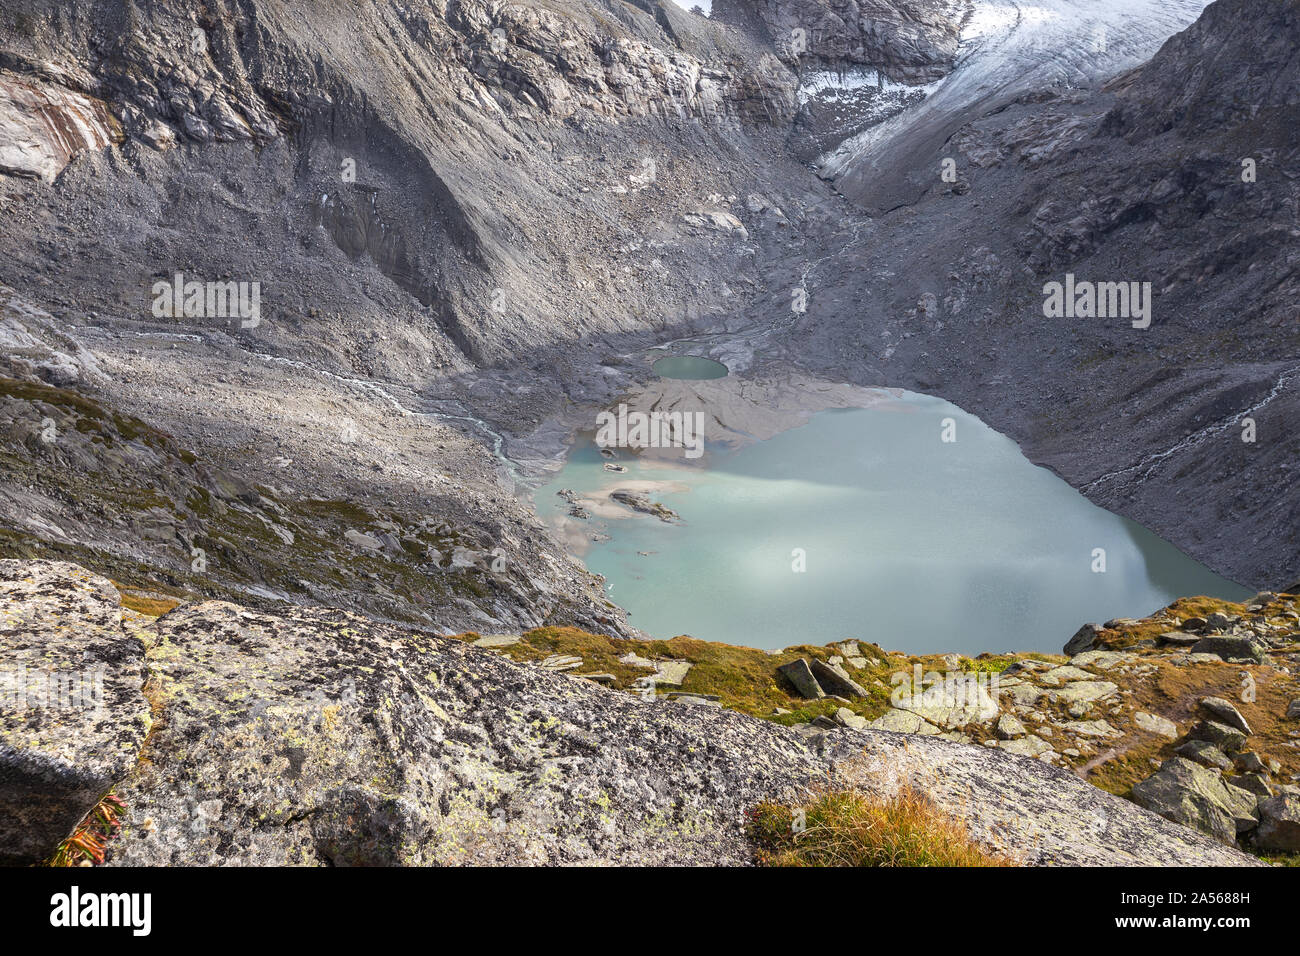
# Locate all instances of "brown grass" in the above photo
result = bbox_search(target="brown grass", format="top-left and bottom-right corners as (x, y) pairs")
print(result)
(111, 578), (184, 617)
(47, 793), (125, 866)
(450, 626), (899, 725)
(748, 787), (1016, 867)
(119, 593), (182, 617)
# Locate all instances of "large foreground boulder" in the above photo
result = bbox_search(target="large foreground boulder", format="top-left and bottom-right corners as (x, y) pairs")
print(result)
(0, 560), (151, 864)
(0, 561), (1262, 866)
(1131, 757), (1259, 845)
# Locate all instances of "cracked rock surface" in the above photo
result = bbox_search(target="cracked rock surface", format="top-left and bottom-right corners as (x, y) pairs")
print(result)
(0, 560), (1262, 866)
(0, 559), (151, 864)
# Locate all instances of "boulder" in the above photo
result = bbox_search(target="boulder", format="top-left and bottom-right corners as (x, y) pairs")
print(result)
(0, 561), (152, 865)
(1234, 774), (1274, 800)
(834, 707), (868, 731)
(1134, 711), (1179, 738)
(1199, 697), (1253, 734)
(777, 659), (824, 699)
(1131, 757), (1259, 845)
(1189, 635), (1267, 663)
(995, 714), (1026, 739)
(472, 634), (521, 649)
(1070, 650), (1135, 669)
(1004, 683), (1044, 707)
(682, 210), (749, 239)
(1255, 794), (1300, 852)
(343, 528), (383, 552)
(651, 660), (692, 686)
(1190, 720), (1248, 754)
(1038, 665), (1095, 686)
(1287, 699), (1300, 720)
(996, 735), (1054, 759)
(1232, 751), (1266, 774)
(619, 652), (658, 670)
(1060, 719), (1121, 739)
(1174, 740), (1232, 771)
(866, 709), (941, 735)
(666, 694), (720, 708)
(1064, 623), (1102, 655)
(808, 658), (867, 698)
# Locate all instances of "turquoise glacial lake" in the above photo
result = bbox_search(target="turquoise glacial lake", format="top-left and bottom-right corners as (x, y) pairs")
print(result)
(535, 392), (1248, 654)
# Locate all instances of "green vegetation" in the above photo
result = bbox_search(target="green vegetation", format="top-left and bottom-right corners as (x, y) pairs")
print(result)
(0, 374), (519, 625)
(453, 626), (900, 725)
(748, 787), (1015, 867)
(1259, 852), (1300, 867)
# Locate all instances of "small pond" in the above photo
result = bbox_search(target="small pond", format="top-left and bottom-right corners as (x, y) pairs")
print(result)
(651, 355), (729, 380)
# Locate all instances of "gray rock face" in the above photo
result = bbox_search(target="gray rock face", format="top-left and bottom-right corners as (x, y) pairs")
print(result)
(0, 0), (800, 638)
(777, 658), (825, 699)
(0, 0), (1295, 656)
(0, 74), (122, 181)
(108, 603), (827, 866)
(833, 706), (867, 731)
(1064, 624), (1102, 656)
(1190, 720), (1249, 755)
(1255, 794), (1300, 852)
(1174, 739), (1232, 771)
(808, 657), (866, 698)
(0, 560), (151, 864)
(1134, 711), (1179, 739)
(995, 713), (1026, 740)
(761, 0), (1300, 594)
(740, 0), (964, 82)
(1235, 773), (1274, 800)
(1189, 636), (1268, 664)
(1200, 697), (1253, 734)
(0, 560), (1260, 867)
(1131, 757), (1259, 846)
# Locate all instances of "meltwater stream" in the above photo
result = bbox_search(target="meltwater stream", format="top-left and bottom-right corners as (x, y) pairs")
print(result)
(535, 391), (1247, 654)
